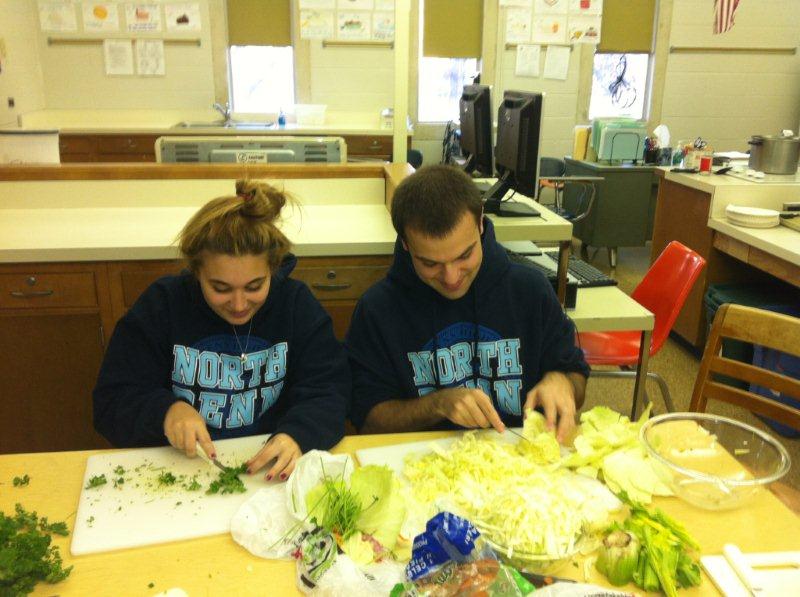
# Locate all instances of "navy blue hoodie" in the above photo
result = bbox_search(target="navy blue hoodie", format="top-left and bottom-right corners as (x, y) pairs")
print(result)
(345, 218), (589, 430)
(93, 254), (348, 452)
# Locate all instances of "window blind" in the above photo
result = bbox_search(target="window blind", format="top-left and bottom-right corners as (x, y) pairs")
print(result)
(423, 0), (482, 58)
(598, 0), (656, 53)
(227, 0), (291, 47)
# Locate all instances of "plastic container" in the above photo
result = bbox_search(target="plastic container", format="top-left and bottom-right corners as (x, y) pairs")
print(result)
(294, 104), (326, 126)
(640, 412), (790, 511)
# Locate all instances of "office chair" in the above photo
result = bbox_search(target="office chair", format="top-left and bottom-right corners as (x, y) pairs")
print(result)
(537, 157), (566, 204)
(537, 157), (601, 225)
(578, 241), (706, 417)
(689, 303), (800, 512)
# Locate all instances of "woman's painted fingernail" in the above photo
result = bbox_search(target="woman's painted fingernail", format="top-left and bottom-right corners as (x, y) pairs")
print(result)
(266, 474), (272, 481)
(279, 473), (286, 480)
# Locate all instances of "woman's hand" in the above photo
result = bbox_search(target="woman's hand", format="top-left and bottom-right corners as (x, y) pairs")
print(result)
(246, 433), (301, 482)
(163, 400), (216, 459)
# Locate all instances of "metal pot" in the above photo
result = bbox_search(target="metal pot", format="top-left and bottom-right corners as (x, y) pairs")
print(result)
(748, 134), (800, 174)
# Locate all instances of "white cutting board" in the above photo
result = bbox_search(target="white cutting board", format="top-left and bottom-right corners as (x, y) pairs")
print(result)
(701, 551), (800, 597)
(71, 434), (272, 556)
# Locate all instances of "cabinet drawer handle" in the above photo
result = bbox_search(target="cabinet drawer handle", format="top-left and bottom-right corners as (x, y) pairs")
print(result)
(10, 290), (54, 298)
(311, 283), (351, 291)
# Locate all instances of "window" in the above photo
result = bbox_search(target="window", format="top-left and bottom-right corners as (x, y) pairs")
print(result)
(229, 46), (295, 113)
(418, 57), (479, 123)
(589, 53), (650, 120)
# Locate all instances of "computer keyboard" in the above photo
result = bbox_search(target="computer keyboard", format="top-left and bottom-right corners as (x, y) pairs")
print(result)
(545, 252), (618, 288)
(507, 251), (557, 279)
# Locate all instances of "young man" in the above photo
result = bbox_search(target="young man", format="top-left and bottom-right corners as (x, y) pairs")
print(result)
(345, 165), (589, 442)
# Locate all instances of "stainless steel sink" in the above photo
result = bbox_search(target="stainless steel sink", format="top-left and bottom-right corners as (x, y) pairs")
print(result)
(172, 121), (275, 130)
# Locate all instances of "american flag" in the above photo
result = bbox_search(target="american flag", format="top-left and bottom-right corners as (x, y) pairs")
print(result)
(714, 0), (741, 35)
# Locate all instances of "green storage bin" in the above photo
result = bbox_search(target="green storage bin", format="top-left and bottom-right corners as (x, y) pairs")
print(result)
(704, 282), (799, 389)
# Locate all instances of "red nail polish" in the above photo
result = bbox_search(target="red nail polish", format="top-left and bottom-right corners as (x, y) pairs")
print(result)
(279, 473), (286, 480)
(266, 474), (272, 481)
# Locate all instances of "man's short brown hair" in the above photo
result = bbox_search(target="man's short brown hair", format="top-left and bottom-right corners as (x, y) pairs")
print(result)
(390, 164), (482, 239)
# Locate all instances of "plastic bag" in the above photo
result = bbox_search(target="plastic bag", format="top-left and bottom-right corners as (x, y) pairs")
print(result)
(295, 525), (405, 596)
(391, 512), (534, 597)
(231, 485), (299, 559)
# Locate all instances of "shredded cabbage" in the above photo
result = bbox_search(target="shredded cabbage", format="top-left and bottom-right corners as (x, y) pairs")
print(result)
(403, 432), (619, 558)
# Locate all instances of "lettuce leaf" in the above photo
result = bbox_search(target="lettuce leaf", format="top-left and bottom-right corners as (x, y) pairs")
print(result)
(350, 465), (406, 552)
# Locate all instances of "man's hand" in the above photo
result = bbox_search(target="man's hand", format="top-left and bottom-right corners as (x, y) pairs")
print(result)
(433, 387), (506, 433)
(246, 433), (302, 482)
(164, 400), (216, 459)
(523, 372), (577, 443)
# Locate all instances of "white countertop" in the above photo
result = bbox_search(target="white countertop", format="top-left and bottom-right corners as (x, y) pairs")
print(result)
(14, 109), (410, 136)
(0, 179), (571, 263)
(708, 217), (800, 266)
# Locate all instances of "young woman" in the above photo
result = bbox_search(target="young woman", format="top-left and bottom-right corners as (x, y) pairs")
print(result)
(93, 180), (349, 481)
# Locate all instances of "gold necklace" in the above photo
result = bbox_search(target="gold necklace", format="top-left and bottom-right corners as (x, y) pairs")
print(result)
(231, 317), (254, 364)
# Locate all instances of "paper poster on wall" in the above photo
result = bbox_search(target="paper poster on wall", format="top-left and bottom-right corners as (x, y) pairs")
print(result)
(568, 15), (601, 44)
(165, 3), (201, 31)
(569, 0), (602, 15)
(337, 11), (371, 40)
(337, 0), (373, 10)
(534, 0), (568, 15)
(299, 0), (335, 8)
(125, 4), (161, 32)
(505, 8), (532, 44)
(103, 39), (134, 75)
(300, 10), (335, 39)
(38, 2), (78, 32)
(83, 3), (119, 31)
(136, 39), (165, 75)
(372, 12), (394, 40)
(543, 44), (570, 80)
(515, 44), (540, 77)
(531, 16), (566, 44)
(374, 0), (394, 10)
(500, 0), (532, 6)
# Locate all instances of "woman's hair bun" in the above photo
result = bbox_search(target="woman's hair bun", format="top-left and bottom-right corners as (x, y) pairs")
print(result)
(235, 179), (286, 222)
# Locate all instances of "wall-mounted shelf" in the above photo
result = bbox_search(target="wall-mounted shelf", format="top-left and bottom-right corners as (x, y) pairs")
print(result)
(321, 40), (393, 49)
(669, 46), (796, 55)
(504, 42), (573, 51)
(47, 36), (202, 47)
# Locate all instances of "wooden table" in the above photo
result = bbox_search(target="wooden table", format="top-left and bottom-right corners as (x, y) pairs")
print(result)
(2, 431), (798, 596)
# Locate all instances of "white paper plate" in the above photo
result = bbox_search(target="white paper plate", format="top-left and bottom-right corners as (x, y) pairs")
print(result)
(725, 204), (780, 228)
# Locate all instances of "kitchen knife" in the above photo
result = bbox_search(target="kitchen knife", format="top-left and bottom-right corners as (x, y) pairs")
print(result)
(196, 442), (227, 472)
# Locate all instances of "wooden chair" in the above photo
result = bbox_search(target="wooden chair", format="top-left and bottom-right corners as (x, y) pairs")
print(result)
(689, 303), (800, 512)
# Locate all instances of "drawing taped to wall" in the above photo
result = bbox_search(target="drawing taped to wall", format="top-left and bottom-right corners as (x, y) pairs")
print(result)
(38, 1), (78, 32)
(337, 11), (371, 40)
(300, 10), (335, 39)
(125, 3), (162, 32)
(165, 3), (201, 31)
(82, 3), (120, 31)
(372, 11), (395, 41)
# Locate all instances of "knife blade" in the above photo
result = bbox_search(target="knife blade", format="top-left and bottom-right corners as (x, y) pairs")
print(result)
(196, 442), (227, 472)
(505, 428), (532, 444)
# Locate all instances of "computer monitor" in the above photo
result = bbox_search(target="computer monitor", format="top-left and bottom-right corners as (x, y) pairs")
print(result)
(483, 90), (544, 218)
(458, 84), (493, 177)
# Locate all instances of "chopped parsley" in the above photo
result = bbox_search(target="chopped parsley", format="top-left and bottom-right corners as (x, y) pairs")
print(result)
(183, 477), (201, 492)
(157, 471), (177, 486)
(85, 474), (107, 489)
(148, 581), (155, 588)
(113, 465), (126, 476)
(86, 516), (95, 527)
(113, 477), (125, 489)
(206, 463), (248, 495)
(0, 504), (73, 594)
(13, 474), (30, 487)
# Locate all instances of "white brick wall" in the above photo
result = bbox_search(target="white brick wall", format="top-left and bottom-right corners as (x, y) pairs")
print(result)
(661, 0), (800, 152)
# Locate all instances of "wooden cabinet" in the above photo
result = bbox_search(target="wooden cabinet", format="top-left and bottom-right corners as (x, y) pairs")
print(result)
(650, 179), (776, 350)
(106, 255), (391, 340)
(60, 134), (160, 163)
(60, 133), (411, 163)
(0, 263), (112, 454)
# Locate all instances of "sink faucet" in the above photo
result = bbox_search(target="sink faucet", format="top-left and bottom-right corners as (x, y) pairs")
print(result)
(212, 102), (232, 126)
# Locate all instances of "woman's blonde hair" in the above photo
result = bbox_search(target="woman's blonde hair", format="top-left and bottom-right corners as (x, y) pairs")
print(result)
(177, 179), (292, 273)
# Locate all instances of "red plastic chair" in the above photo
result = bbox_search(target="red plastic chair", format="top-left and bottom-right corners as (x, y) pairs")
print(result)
(578, 241), (706, 416)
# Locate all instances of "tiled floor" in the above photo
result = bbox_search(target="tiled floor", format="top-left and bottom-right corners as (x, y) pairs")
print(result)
(576, 242), (800, 492)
